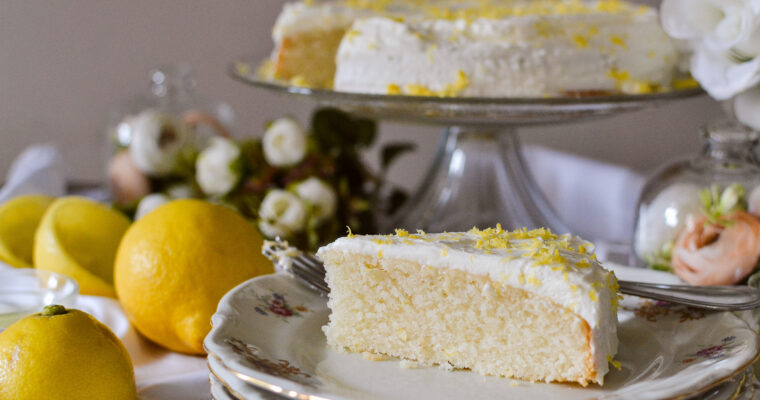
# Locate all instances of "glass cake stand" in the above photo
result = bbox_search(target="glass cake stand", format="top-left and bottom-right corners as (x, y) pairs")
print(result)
(231, 59), (703, 237)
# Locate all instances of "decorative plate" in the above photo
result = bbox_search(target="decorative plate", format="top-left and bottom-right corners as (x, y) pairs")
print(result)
(204, 265), (760, 400)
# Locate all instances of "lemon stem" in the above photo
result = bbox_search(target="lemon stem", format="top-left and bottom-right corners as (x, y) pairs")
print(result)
(40, 305), (68, 316)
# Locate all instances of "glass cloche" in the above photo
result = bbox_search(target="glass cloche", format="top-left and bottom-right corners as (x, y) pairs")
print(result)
(633, 121), (760, 286)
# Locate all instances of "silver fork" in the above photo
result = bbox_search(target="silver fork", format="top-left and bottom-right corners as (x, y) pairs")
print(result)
(263, 239), (760, 311)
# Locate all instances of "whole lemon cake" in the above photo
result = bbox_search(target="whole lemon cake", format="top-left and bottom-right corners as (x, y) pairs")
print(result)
(269, 0), (679, 97)
(316, 226), (620, 386)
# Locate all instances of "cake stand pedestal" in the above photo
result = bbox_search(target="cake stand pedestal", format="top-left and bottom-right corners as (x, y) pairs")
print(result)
(232, 60), (702, 237)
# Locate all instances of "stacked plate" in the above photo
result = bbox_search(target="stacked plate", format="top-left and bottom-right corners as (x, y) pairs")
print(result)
(205, 266), (760, 400)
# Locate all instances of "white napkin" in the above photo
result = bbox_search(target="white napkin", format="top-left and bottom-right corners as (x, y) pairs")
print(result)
(0, 145), (68, 204)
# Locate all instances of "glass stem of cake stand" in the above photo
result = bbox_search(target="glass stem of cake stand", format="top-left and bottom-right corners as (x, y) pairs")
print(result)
(387, 126), (572, 234)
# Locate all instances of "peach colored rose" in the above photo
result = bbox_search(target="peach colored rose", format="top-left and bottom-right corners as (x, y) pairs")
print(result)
(108, 150), (150, 206)
(673, 211), (760, 285)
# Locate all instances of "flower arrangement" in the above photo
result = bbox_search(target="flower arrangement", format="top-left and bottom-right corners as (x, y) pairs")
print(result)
(108, 107), (414, 251)
(660, 0), (760, 130)
(637, 183), (760, 285)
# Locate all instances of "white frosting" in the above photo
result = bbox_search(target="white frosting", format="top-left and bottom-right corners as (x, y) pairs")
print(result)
(317, 229), (619, 383)
(334, 9), (678, 97)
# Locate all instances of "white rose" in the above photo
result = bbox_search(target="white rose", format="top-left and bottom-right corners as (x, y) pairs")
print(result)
(294, 178), (337, 224)
(691, 46), (760, 99)
(661, 0), (760, 53)
(129, 110), (189, 176)
(196, 137), (242, 196)
(661, 0), (760, 99)
(134, 193), (169, 220)
(263, 118), (307, 167)
(733, 85), (760, 130)
(258, 190), (307, 238)
(166, 183), (195, 199)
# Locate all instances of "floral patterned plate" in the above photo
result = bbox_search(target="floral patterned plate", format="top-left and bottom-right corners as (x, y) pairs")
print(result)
(204, 266), (760, 400)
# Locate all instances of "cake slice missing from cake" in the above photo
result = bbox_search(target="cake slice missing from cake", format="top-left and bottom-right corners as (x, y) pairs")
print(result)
(316, 226), (620, 386)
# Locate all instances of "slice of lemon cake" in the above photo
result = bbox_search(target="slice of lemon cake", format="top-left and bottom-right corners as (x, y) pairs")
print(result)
(316, 226), (620, 386)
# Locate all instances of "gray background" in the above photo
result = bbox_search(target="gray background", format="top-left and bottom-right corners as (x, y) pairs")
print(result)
(0, 1), (724, 191)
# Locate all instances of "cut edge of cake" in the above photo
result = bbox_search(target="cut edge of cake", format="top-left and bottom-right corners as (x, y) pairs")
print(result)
(316, 227), (620, 386)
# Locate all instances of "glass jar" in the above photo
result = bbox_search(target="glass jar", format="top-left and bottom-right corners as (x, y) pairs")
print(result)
(106, 65), (235, 207)
(633, 121), (760, 285)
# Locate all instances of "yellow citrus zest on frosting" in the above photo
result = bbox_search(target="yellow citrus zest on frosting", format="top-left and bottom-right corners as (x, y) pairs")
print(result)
(387, 84), (402, 95)
(527, 275), (542, 287)
(377, 249), (384, 258)
(345, 29), (361, 43)
(346, 226), (355, 238)
(395, 228), (409, 237)
(572, 35), (589, 48)
(610, 34), (627, 48)
(589, 289), (598, 302)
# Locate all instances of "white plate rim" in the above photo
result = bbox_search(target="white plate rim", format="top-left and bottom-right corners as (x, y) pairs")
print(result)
(204, 267), (760, 400)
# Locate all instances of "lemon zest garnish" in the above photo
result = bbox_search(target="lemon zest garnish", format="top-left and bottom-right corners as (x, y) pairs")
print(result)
(387, 84), (402, 95)
(573, 35), (589, 48)
(610, 34), (627, 48)
(346, 226), (355, 238)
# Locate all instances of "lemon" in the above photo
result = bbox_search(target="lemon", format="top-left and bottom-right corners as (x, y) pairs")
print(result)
(114, 199), (273, 355)
(0, 195), (55, 268)
(34, 197), (131, 297)
(0, 305), (137, 400)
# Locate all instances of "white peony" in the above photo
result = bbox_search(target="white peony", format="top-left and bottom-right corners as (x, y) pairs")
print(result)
(661, 0), (760, 52)
(661, 0), (760, 99)
(128, 110), (189, 176)
(691, 47), (760, 99)
(262, 118), (307, 167)
(258, 190), (307, 238)
(294, 178), (338, 224)
(733, 85), (760, 130)
(134, 193), (169, 220)
(196, 137), (242, 196)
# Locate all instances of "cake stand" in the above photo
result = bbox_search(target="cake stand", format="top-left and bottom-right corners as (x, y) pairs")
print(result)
(231, 59), (703, 237)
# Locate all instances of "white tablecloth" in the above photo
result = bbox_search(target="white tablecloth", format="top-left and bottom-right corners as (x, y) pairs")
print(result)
(0, 144), (648, 399)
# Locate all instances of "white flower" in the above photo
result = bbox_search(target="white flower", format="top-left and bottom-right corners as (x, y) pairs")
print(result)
(258, 190), (307, 238)
(263, 118), (307, 167)
(661, 0), (760, 99)
(166, 183), (195, 199)
(692, 46), (760, 99)
(294, 178), (337, 224)
(196, 137), (242, 196)
(661, 0), (760, 52)
(129, 110), (189, 176)
(135, 193), (169, 220)
(733, 85), (760, 130)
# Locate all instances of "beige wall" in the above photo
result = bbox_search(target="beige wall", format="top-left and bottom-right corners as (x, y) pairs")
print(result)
(0, 1), (724, 191)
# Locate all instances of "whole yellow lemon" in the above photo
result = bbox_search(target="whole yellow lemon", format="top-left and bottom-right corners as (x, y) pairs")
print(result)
(0, 305), (137, 400)
(114, 199), (273, 355)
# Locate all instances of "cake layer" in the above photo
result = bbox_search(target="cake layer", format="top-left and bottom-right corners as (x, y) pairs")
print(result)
(317, 227), (620, 385)
(270, 0), (679, 97)
(335, 11), (678, 97)
(320, 252), (597, 385)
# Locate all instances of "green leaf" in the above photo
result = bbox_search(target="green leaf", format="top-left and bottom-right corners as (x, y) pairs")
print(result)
(311, 108), (377, 151)
(381, 142), (416, 172)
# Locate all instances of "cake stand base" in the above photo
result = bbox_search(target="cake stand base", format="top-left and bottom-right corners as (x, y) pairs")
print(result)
(387, 127), (572, 234)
